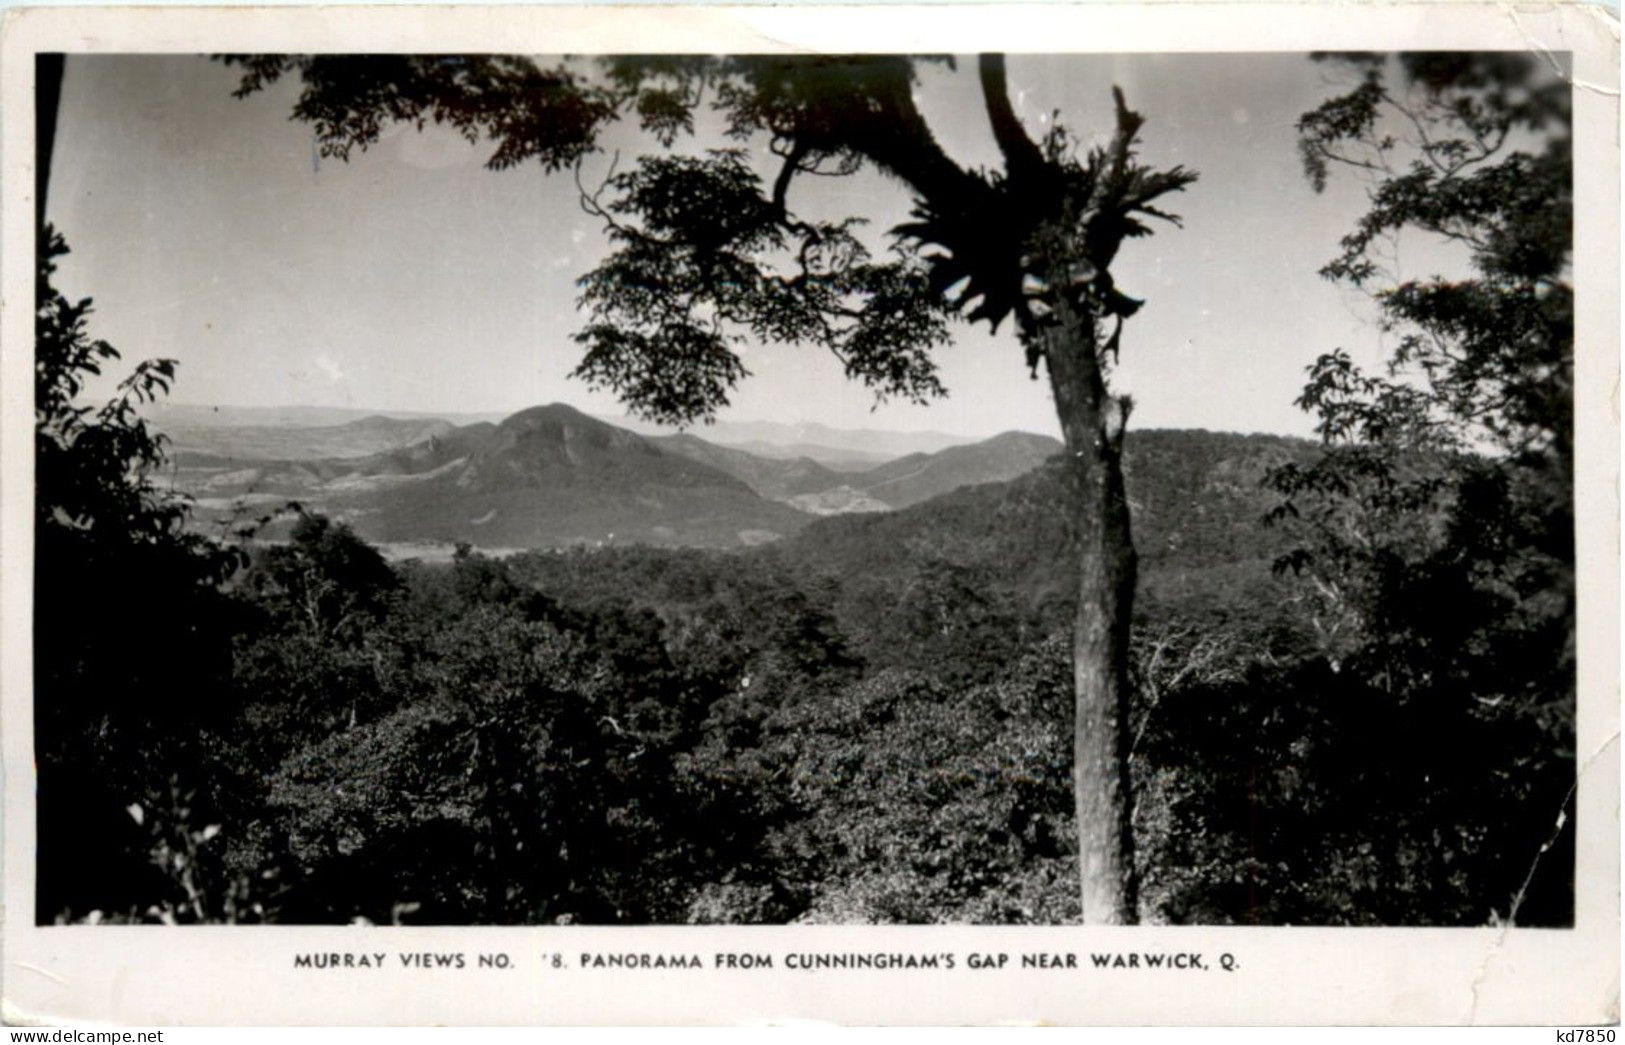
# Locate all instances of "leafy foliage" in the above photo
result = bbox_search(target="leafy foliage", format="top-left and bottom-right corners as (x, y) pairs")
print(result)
(1264, 53), (1574, 924)
(224, 54), (1192, 427)
(572, 149), (951, 423)
(241, 512), (400, 641)
(1294, 52), (1571, 460)
(34, 228), (247, 920)
(44, 437), (1572, 926)
(221, 54), (619, 171)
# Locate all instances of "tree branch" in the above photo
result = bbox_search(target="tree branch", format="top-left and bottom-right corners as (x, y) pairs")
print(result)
(1103, 87), (1147, 192)
(978, 54), (1046, 181)
(816, 58), (990, 217)
(770, 138), (810, 213)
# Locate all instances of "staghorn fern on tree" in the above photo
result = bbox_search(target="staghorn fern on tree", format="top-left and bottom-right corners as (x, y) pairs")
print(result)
(224, 52), (1195, 922)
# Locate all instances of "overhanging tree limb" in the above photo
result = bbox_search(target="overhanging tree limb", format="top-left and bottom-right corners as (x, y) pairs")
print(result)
(225, 52), (1197, 924)
(978, 53), (1047, 181)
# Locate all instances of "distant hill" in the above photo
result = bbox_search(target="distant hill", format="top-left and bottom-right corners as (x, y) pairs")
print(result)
(654, 429), (1066, 510)
(150, 403), (506, 429)
(172, 404), (813, 550)
(164, 406), (1316, 571)
(501, 427), (1324, 679)
(157, 403), (1010, 472)
(772, 429), (1319, 623)
(712, 439), (896, 471)
(593, 413), (984, 464)
(159, 414), (459, 462)
(650, 434), (843, 501)
(837, 430), (1064, 509)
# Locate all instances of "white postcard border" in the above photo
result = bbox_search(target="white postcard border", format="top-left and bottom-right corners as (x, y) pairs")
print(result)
(0, 3), (1617, 1026)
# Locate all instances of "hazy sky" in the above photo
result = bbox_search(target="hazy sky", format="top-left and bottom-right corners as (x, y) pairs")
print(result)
(51, 53), (1418, 439)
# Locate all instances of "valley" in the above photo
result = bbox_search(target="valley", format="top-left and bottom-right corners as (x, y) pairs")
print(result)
(154, 400), (1319, 632)
(156, 403), (1073, 553)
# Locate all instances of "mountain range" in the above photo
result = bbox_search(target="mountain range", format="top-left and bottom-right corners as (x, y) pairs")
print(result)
(150, 402), (1010, 472)
(160, 413), (458, 462)
(163, 404), (1064, 552)
(777, 428), (1317, 624)
(161, 403), (1314, 570)
(593, 414), (981, 464)
(780, 431), (1062, 513)
(149, 402), (504, 432)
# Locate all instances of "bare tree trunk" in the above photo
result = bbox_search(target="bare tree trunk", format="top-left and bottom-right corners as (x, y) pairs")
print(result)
(969, 57), (1178, 925)
(1039, 295), (1139, 925)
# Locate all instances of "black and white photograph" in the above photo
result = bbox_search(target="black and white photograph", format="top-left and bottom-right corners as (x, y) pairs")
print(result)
(4, 1), (1618, 1026)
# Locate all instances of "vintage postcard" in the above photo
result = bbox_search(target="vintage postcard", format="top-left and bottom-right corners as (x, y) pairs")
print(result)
(0, 1), (1617, 1027)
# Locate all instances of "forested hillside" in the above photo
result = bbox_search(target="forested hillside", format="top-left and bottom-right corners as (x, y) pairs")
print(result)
(161, 406), (1067, 545)
(38, 419), (1572, 926)
(167, 404), (815, 550)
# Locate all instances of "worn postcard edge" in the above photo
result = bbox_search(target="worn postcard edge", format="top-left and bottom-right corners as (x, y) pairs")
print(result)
(0, 2), (1617, 1027)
